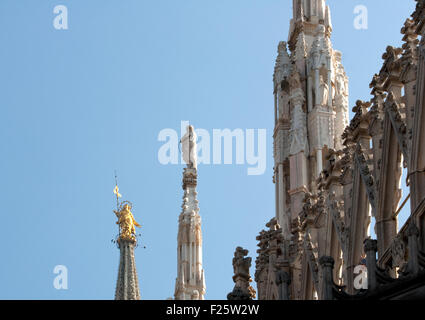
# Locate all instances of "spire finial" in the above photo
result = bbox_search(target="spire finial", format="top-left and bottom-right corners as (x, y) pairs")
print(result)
(113, 173), (142, 300)
(180, 125), (198, 169)
(113, 174), (141, 242)
(113, 170), (122, 210)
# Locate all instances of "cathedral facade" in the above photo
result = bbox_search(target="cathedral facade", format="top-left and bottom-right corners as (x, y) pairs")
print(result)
(230, 0), (425, 300)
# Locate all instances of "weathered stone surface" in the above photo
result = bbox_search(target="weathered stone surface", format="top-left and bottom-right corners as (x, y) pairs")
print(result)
(228, 247), (256, 300)
(115, 239), (141, 300)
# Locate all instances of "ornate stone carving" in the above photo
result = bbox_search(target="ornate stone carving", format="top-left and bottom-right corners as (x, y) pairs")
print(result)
(390, 236), (407, 270)
(274, 42), (292, 87)
(407, 221), (420, 237)
(354, 144), (377, 215)
(304, 232), (320, 289)
(379, 46), (403, 86)
(181, 125), (198, 169)
(310, 25), (332, 69)
(327, 192), (348, 251)
(319, 75), (329, 106)
(228, 247), (256, 300)
(295, 31), (307, 61)
(401, 19), (419, 80)
(289, 71), (309, 156)
(348, 100), (371, 135)
(182, 168), (198, 189)
(259, 0), (425, 301)
(175, 146), (205, 300)
(289, 68), (302, 93)
(384, 93), (409, 162)
(364, 239), (378, 253)
(335, 70), (349, 103)
(334, 51), (350, 150)
(412, 0), (425, 34)
(254, 218), (289, 300)
(227, 286), (252, 301)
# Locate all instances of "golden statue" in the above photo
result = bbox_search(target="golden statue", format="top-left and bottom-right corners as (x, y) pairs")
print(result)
(114, 203), (141, 241)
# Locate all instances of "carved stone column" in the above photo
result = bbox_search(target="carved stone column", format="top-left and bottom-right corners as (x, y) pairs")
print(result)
(175, 138), (206, 300)
(276, 270), (291, 300)
(319, 256), (335, 300)
(288, 71), (309, 222)
(411, 4), (425, 245)
(406, 222), (420, 276)
(400, 19), (418, 156)
(364, 239), (378, 291)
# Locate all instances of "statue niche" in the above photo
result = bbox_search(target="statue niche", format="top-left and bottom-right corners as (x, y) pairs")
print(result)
(318, 75), (329, 106)
(289, 71), (309, 156)
(278, 80), (291, 122)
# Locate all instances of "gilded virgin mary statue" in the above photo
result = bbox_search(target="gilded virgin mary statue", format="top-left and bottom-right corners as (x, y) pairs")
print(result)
(114, 203), (141, 241)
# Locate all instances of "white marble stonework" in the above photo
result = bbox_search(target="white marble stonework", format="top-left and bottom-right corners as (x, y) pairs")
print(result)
(271, 0), (349, 280)
(174, 126), (206, 300)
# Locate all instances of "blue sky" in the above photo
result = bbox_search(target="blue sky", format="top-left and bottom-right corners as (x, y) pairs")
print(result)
(0, 0), (416, 299)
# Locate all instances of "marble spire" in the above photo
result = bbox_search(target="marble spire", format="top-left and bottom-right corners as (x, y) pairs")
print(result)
(292, 0), (331, 25)
(113, 199), (142, 300)
(174, 125), (206, 300)
(288, 0), (333, 52)
(115, 239), (141, 300)
(267, 0), (350, 299)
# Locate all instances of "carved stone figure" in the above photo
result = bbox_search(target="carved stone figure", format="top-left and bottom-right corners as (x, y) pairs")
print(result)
(181, 125), (197, 169)
(289, 70), (302, 92)
(274, 42), (291, 85)
(289, 104), (308, 155)
(335, 72), (348, 100)
(289, 72), (308, 155)
(228, 247), (256, 300)
(233, 247), (251, 278)
(318, 75), (329, 106)
(334, 70), (349, 139)
(278, 85), (290, 121)
(391, 237), (407, 271)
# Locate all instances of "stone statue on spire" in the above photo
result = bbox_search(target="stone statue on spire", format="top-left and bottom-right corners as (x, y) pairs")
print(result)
(181, 125), (198, 169)
(175, 123), (206, 300)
